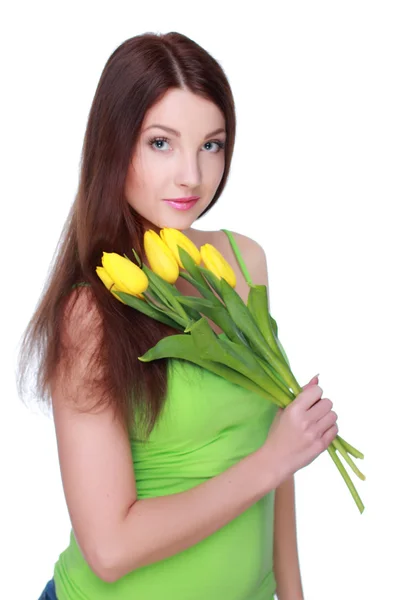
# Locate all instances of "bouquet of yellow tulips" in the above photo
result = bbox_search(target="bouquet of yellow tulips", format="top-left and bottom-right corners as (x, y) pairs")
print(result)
(96, 228), (365, 513)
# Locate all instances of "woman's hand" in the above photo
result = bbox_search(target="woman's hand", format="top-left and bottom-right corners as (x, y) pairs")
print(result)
(261, 374), (338, 484)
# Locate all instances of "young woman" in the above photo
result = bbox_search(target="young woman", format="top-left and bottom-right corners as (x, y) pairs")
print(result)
(18, 31), (338, 600)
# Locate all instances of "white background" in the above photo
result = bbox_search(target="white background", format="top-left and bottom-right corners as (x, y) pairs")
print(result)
(1, 1), (399, 599)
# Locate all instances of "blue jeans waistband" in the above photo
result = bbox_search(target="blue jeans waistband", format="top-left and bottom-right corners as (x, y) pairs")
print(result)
(38, 578), (57, 600)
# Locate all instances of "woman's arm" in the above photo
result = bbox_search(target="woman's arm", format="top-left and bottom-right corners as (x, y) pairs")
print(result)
(52, 288), (283, 583)
(273, 475), (304, 600)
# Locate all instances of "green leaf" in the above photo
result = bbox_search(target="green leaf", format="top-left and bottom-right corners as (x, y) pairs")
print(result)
(149, 303), (189, 329)
(216, 278), (298, 393)
(247, 285), (280, 355)
(247, 284), (291, 370)
(143, 272), (176, 312)
(114, 291), (184, 330)
(188, 318), (291, 406)
(164, 293), (202, 323)
(177, 248), (222, 305)
(177, 296), (215, 310)
(178, 247), (206, 288)
(138, 333), (282, 406)
(140, 264), (188, 321)
(140, 271), (201, 323)
(275, 336), (291, 368)
(270, 315), (278, 337)
(144, 287), (170, 309)
(137, 331), (189, 362)
(197, 266), (224, 298)
(253, 354), (294, 399)
(178, 271), (224, 308)
(213, 347), (289, 405)
(131, 247), (142, 266)
(176, 296), (245, 345)
(181, 306), (203, 322)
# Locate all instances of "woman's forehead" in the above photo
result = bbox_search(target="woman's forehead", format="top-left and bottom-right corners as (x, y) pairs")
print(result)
(142, 88), (225, 135)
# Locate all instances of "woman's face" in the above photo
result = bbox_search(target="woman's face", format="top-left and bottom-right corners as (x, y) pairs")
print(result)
(125, 87), (226, 233)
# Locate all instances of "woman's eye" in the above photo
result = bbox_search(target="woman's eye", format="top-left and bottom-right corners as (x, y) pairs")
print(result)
(203, 140), (225, 153)
(149, 137), (171, 151)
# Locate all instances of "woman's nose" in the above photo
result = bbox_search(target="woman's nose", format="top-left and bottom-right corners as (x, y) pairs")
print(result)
(175, 154), (202, 189)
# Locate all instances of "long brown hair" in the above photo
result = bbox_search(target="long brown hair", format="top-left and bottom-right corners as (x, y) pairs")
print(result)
(16, 31), (236, 439)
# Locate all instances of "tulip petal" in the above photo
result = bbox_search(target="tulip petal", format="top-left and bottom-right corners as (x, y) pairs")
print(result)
(200, 243), (236, 287)
(96, 266), (127, 304)
(101, 252), (148, 296)
(160, 228), (201, 267)
(96, 266), (114, 290)
(144, 230), (180, 284)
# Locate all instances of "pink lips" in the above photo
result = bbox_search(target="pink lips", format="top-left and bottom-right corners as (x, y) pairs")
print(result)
(163, 196), (200, 211)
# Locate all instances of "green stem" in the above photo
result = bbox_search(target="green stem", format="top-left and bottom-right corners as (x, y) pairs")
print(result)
(143, 290), (171, 310)
(142, 291), (188, 329)
(141, 264), (189, 321)
(332, 438), (366, 480)
(254, 356), (295, 402)
(249, 336), (300, 394)
(179, 271), (223, 305)
(327, 445), (365, 514)
(336, 435), (364, 459)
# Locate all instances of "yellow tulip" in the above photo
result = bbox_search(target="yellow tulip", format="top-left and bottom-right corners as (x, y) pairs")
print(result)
(200, 243), (237, 288)
(159, 228), (201, 268)
(96, 266), (129, 303)
(144, 229), (180, 284)
(101, 252), (148, 299)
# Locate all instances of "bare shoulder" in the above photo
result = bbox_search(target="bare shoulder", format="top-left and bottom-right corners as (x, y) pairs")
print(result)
(190, 228), (270, 301)
(213, 229), (269, 287)
(53, 285), (103, 408)
(218, 229), (263, 255)
(190, 228), (262, 254)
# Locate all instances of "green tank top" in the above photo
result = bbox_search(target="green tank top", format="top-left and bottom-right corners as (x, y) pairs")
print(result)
(53, 229), (278, 600)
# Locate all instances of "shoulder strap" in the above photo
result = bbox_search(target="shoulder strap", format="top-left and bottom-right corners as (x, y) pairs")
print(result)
(220, 229), (253, 286)
(71, 282), (91, 290)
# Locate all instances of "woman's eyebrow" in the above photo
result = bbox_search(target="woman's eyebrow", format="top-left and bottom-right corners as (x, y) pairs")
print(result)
(142, 124), (226, 138)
